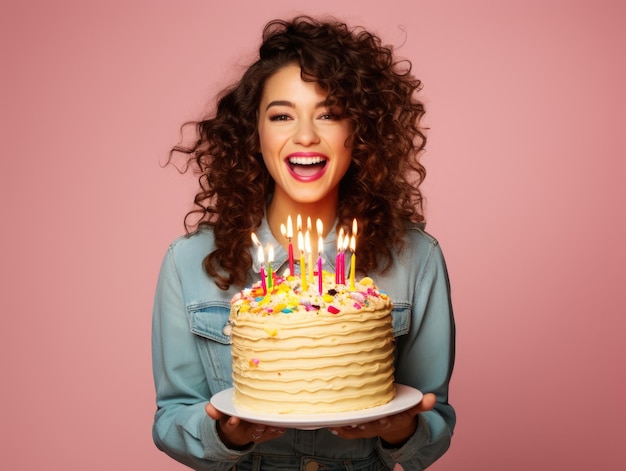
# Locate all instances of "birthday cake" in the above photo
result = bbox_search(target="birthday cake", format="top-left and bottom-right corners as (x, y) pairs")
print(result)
(229, 270), (396, 414)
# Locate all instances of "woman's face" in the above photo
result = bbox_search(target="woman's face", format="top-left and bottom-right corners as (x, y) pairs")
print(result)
(257, 64), (353, 207)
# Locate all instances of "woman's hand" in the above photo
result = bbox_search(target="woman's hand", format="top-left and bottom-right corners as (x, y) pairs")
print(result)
(327, 393), (437, 446)
(205, 403), (286, 449)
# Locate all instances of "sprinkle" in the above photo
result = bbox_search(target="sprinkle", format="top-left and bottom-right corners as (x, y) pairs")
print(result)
(360, 277), (374, 286)
(249, 358), (259, 367)
(328, 305), (341, 314)
(264, 326), (278, 337)
(350, 292), (365, 302)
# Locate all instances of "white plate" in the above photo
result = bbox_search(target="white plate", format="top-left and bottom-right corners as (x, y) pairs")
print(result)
(210, 384), (423, 430)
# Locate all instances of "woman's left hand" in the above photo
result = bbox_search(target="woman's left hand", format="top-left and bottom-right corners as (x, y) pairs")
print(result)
(327, 392), (436, 445)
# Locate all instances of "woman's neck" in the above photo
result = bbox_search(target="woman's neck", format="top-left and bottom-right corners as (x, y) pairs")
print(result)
(266, 194), (338, 254)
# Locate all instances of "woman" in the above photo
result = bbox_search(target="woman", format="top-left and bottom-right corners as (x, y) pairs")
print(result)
(152, 15), (455, 470)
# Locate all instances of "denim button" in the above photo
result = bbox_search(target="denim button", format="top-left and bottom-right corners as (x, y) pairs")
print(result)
(305, 461), (321, 471)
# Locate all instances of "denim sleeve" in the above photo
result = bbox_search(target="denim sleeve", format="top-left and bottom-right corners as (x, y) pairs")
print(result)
(376, 240), (456, 470)
(151, 247), (252, 470)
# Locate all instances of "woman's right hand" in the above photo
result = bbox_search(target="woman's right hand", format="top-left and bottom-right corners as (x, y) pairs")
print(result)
(205, 402), (286, 448)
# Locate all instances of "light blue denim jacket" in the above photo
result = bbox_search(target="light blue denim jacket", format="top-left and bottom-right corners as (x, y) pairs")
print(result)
(152, 218), (455, 470)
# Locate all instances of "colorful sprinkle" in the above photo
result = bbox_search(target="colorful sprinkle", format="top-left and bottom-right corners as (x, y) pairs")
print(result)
(229, 269), (389, 320)
(360, 277), (374, 286)
(264, 326), (278, 337)
(350, 292), (365, 303)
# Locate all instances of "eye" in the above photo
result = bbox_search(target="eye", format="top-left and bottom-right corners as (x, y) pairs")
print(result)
(269, 113), (291, 122)
(319, 112), (340, 120)
(319, 106), (344, 120)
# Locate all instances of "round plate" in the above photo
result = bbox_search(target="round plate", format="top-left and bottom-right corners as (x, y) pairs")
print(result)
(210, 384), (423, 430)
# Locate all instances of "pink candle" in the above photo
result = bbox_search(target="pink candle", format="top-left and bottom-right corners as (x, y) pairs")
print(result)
(281, 217), (295, 276)
(341, 232), (349, 285)
(259, 264), (267, 295)
(251, 232), (267, 295)
(316, 219), (324, 294)
(317, 235), (324, 295)
(336, 228), (344, 285)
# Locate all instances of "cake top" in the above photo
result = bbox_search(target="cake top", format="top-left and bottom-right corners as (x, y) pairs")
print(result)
(230, 270), (392, 318)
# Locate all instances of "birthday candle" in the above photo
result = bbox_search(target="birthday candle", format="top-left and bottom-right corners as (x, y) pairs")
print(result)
(349, 219), (357, 290)
(267, 244), (274, 290)
(316, 219), (324, 294)
(349, 235), (356, 291)
(251, 233), (267, 295)
(298, 231), (307, 291)
(287, 215), (294, 276)
(341, 232), (349, 285)
(257, 245), (267, 295)
(305, 230), (313, 284)
(281, 217), (294, 276)
(317, 238), (323, 295)
(336, 227), (344, 285)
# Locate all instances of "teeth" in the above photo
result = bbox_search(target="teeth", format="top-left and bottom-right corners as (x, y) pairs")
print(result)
(288, 156), (325, 165)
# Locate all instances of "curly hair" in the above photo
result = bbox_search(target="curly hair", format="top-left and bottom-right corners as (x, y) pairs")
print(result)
(169, 15), (427, 290)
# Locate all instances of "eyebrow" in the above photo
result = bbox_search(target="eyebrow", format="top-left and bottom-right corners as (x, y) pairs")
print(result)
(265, 99), (329, 111)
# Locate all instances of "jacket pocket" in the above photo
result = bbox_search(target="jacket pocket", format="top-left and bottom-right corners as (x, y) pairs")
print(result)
(188, 302), (232, 344)
(187, 302), (233, 391)
(391, 302), (411, 337)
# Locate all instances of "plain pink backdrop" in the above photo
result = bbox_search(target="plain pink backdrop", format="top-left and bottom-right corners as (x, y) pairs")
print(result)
(1, 1), (624, 470)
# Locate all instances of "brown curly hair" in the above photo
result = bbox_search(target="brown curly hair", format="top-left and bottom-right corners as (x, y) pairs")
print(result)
(169, 15), (427, 290)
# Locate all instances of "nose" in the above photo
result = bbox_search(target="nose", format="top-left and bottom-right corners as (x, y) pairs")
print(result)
(293, 119), (320, 146)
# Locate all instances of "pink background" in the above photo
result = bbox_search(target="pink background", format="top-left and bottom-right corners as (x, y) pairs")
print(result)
(2, 0), (624, 469)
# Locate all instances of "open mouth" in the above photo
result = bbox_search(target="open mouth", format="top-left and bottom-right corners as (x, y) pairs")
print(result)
(286, 155), (328, 180)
